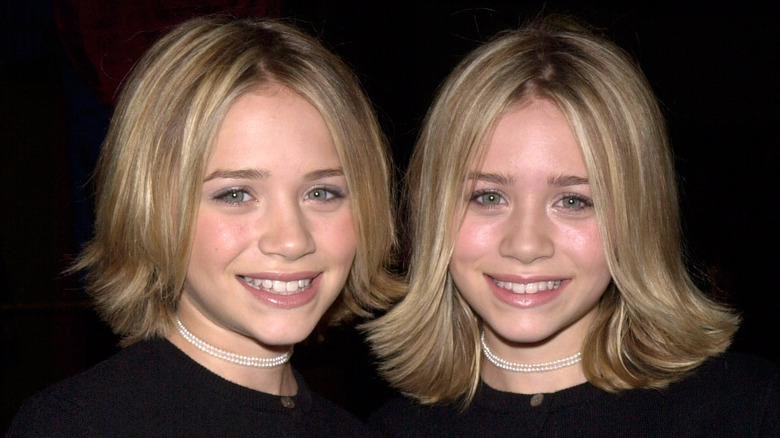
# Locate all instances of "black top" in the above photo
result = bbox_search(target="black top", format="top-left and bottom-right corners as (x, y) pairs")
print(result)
(370, 352), (779, 437)
(7, 338), (371, 437)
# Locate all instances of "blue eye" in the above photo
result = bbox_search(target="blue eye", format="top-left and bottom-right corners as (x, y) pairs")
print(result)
(305, 186), (343, 201)
(558, 195), (593, 210)
(214, 188), (252, 205)
(472, 190), (504, 206)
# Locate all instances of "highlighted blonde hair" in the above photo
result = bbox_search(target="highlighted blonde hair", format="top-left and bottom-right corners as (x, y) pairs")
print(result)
(365, 16), (739, 406)
(75, 17), (401, 346)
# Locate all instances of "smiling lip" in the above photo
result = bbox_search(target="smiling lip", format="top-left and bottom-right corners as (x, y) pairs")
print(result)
(493, 278), (563, 294)
(239, 275), (313, 295)
(486, 274), (567, 307)
(238, 272), (321, 308)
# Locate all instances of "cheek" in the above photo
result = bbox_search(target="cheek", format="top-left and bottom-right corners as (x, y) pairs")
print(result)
(454, 218), (495, 259)
(563, 222), (610, 277)
(450, 218), (494, 283)
(314, 211), (357, 266)
(191, 211), (250, 262)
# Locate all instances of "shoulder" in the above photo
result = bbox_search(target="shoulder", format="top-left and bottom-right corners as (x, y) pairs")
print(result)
(605, 351), (779, 436)
(683, 351), (778, 395)
(368, 395), (462, 437)
(295, 372), (374, 437)
(306, 392), (373, 437)
(6, 340), (175, 437)
(694, 351), (778, 425)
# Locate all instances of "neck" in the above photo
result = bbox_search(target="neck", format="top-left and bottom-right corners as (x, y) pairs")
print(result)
(481, 357), (586, 394)
(168, 330), (298, 395)
(479, 330), (587, 394)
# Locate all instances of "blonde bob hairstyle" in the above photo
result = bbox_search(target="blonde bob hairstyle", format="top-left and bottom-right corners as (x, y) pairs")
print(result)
(75, 16), (400, 346)
(365, 16), (739, 406)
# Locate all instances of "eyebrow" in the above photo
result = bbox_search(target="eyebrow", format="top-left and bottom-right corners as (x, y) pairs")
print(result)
(548, 175), (589, 187)
(304, 168), (345, 181)
(467, 172), (588, 187)
(203, 167), (344, 182)
(468, 172), (515, 185)
(203, 168), (268, 182)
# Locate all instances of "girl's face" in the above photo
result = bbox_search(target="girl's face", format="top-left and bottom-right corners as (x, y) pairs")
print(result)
(449, 98), (611, 359)
(178, 84), (355, 356)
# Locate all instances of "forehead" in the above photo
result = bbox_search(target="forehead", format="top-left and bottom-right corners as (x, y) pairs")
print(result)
(480, 98), (585, 177)
(207, 84), (340, 173)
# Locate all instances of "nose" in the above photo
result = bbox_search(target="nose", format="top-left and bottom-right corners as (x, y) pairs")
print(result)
(499, 205), (554, 264)
(257, 200), (315, 260)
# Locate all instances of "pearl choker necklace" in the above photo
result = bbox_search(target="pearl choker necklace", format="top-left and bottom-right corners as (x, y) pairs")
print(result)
(480, 331), (581, 373)
(175, 313), (291, 368)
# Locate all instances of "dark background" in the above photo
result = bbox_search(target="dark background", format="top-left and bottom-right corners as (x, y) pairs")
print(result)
(2, 0), (777, 430)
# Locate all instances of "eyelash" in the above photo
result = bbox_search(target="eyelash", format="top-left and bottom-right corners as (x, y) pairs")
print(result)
(211, 186), (346, 205)
(470, 190), (594, 211)
(471, 190), (505, 208)
(305, 186), (345, 202)
(213, 187), (253, 205)
(556, 193), (594, 211)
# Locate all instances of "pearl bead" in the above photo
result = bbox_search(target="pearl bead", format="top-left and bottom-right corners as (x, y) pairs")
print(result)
(480, 330), (582, 373)
(175, 313), (291, 368)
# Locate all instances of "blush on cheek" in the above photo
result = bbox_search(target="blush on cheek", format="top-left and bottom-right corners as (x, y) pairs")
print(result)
(563, 224), (602, 249)
(459, 219), (501, 255)
(568, 227), (609, 276)
(327, 222), (357, 260)
(195, 214), (247, 253)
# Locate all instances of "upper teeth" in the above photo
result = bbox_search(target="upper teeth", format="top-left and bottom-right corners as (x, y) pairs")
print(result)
(241, 276), (312, 295)
(494, 279), (562, 294)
